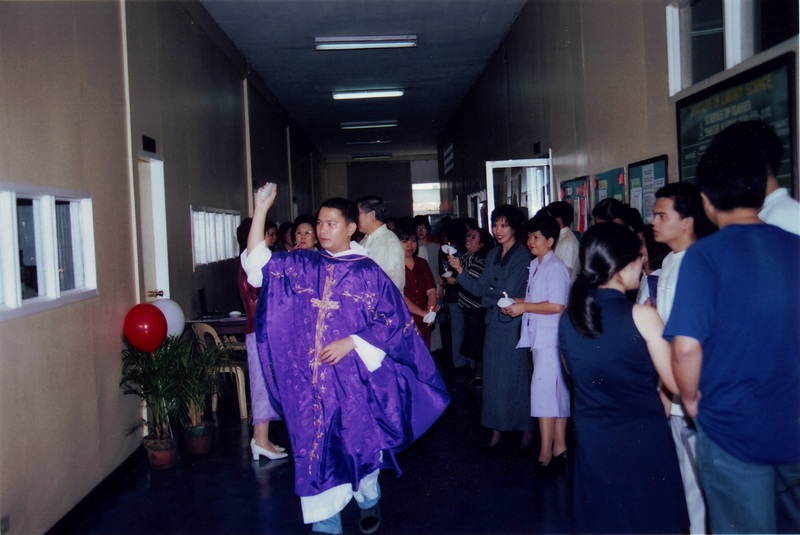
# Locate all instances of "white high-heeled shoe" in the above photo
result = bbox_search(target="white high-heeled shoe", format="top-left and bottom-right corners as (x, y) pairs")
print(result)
(250, 437), (285, 453)
(250, 438), (288, 461)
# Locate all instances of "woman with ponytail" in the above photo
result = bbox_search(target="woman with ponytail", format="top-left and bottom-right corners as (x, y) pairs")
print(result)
(558, 223), (688, 534)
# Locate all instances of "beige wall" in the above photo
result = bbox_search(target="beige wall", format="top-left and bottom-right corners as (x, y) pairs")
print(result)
(322, 162), (350, 201)
(126, 0), (251, 316)
(0, 2), (140, 533)
(0, 1), (316, 532)
(441, 0), (678, 209)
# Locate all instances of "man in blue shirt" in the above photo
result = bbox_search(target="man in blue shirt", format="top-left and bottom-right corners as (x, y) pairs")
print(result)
(663, 122), (800, 534)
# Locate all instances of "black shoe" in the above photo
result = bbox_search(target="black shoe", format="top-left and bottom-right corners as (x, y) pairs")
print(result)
(516, 435), (533, 456)
(358, 504), (381, 534)
(481, 435), (504, 455)
(453, 366), (472, 383)
(533, 460), (556, 475)
(552, 451), (569, 473)
(468, 376), (482, 392)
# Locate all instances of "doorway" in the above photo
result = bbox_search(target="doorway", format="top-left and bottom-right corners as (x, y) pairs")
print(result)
(485, 154), (553, 221)
(136, 154), (170, 301)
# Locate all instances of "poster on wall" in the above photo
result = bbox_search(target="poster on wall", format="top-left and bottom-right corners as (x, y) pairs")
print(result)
(628, 155), (667, 223)
(676, 52), (796, 195)
(560, 176), (589, 233)
(591, 167), (626, 208)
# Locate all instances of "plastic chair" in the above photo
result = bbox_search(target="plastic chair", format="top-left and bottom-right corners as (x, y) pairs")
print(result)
(191, 322), (248, 419)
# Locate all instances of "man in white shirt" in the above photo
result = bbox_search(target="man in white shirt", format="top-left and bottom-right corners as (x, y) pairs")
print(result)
(652, 182), (711, 534)
(546, 201), (579, 274)
(356, 195), (406, 290)
(762, 183), (800, 235)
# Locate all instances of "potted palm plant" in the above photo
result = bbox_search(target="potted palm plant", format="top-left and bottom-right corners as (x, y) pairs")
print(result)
(120, 335), (183, 469)
(174, 340), (230, 454)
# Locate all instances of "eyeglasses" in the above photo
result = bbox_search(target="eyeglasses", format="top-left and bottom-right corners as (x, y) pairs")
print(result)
(295, 230), (315, 237)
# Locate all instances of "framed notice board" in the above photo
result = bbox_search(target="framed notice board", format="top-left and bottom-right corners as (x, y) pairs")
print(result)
(628, 155), (667, 224)
(676, 52), (796, 195)
(591, 167), (626, 207)
(560, 176), (590, 233)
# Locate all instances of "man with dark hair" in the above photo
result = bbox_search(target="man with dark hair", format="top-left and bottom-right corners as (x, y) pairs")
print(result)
(653, 182), (713, 318)
(356, 195), (405, 290)
(663, 125), (800, 534)
(711, 120), (799, 235)
(546, 201), (579, 273)
(243, 185), (449, 535)
(651, 181), (710, 533)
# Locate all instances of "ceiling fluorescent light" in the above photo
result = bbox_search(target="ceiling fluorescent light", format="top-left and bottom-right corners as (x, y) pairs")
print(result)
(345, 140), (392, 146)
(341, 120), (398, 130)
(333, 89), (403, 100)
(351, 153), (392, 160)
(315, 35), (417, 51)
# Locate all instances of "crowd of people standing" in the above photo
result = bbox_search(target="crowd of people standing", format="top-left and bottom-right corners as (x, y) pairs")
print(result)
(235, 119), (798, 535)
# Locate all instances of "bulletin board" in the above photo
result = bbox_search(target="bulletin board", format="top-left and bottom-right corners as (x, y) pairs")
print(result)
(676, 52), (796, 195)
(560, 176), (590, 233)
(628, 155), (667, 224)
(591, 167), (626, 207)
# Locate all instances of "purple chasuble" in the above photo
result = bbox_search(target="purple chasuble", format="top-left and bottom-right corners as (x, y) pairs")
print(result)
(255, 249), (450, 499)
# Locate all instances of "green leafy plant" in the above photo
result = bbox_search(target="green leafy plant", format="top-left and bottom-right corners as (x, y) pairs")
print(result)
(120, 335), (184, 440)
(173, 340), (231, 429)
(121, 334), (236, 440)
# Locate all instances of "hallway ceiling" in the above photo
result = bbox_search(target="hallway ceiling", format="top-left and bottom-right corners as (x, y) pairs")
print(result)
(200, 0), (527, 162)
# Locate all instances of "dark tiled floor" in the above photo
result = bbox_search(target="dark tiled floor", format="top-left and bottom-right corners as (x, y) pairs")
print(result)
(49, 361), (573, 535)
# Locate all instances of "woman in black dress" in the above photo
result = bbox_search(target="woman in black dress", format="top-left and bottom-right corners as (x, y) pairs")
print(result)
(559, 223), (688, 534)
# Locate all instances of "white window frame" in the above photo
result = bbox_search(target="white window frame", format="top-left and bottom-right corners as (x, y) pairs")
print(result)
(190, 206), (241, 269)
(0, 182), (97, 321)
(485, 154), (553, 222)
(667, 0), (780, 97)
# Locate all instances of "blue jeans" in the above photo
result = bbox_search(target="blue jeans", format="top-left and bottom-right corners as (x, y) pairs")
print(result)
(311, 514), (342, 535)
(696, 426), (800, 534)
(310, 480), (381, 534)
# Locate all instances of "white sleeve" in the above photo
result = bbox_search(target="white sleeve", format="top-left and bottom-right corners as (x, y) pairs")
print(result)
(384, 241), (406, 291)
(350, 335), (386, 372)
(240, 241), (272, 288)
(563, 239), (579, 272)
(636, 273), (650, 304)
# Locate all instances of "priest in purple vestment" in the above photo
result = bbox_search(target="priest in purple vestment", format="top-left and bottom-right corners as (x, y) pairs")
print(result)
(242, 185), (450, 535)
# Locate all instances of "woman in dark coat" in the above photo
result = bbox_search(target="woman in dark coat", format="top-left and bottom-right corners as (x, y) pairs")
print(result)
(449, 205), (532, 449)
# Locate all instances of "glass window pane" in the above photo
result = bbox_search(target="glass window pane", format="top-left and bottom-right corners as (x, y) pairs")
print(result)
(56, 200), (76, 291)
(753, 0), (798, 54)
(191, 208), (241, 265)
(689, 0), (724, 83)
(16, 199), (40, 299)
(215, 213), (225, 262)
(412, 182), (441, 215)
(193, 211), (207, 265)
(70, 201), (85, 289)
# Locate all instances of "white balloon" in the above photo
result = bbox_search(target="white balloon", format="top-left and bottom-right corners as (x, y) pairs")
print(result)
(152, 299), (186, 337)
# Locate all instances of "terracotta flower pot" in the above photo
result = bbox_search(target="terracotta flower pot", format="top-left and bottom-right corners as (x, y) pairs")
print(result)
(142, 435), (178, 469)
(183, 422), (214, 455)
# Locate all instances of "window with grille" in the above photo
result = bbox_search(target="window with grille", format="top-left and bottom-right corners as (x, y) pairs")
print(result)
(190, 206), (241, 268)
(0, 184), (97, 321)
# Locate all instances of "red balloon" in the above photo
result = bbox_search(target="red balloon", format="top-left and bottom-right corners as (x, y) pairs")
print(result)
(124, 304), (168, 352)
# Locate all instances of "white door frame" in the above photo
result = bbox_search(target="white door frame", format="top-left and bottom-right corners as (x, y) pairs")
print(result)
(136, 152), (170, 301)
(485, 151), (553, 220)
